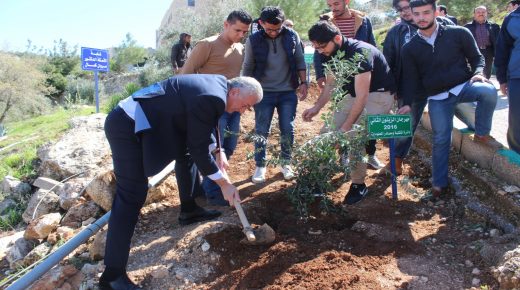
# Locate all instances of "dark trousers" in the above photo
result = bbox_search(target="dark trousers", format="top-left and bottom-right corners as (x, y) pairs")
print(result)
(103, 107), (197, 270)
(508, 79), (520, 154)
(480, 48), (494, 79)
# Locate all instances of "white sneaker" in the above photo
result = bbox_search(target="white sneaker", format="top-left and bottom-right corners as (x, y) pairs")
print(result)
(280, 165), (295, 180)
(367, 155), (384, 169)
(252, 167), (266, 184)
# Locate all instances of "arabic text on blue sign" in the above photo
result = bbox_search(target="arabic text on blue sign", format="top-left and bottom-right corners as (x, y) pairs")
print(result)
(81, 47), (109, 72)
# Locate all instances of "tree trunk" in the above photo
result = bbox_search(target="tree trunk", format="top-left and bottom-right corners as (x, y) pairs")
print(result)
(0, 95), (12, 124)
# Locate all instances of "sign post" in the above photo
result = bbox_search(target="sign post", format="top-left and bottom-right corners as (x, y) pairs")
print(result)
(367, 114), (413, 199)
(81, 47), (109, 113)
(304, 46), (315, 84)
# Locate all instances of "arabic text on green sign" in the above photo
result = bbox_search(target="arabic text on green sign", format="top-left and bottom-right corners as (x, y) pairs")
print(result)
(304, 53), (313, 64)
(367, 114), (413, 139)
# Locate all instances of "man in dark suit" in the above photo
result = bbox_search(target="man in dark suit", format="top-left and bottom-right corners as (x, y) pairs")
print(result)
(99, 74), (263, 290)
(465, 6), (501, 79)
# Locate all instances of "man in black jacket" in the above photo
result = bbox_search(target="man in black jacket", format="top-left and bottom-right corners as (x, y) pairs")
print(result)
(382, 0), (473, 175)
(399, 0), (499, 201)
(170, 32), (192, 73)
(99, 75), (262, 290)
(464, 6), (501, 79)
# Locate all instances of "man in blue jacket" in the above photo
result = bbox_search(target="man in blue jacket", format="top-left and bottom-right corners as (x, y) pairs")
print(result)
(399, 0), (499, 202)
(99, 75), (262, 290)
(242, 6), (308, 184)
(495, 5), (520, 154)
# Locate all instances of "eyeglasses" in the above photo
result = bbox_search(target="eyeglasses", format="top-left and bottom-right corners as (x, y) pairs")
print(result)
(396, 5), (411, 12)
(312, 41), (331, 50)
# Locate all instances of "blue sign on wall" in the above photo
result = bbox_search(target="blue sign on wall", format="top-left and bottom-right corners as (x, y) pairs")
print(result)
(81, 47), (109, 72)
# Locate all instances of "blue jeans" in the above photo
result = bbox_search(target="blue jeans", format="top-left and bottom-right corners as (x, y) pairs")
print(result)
(254, 91), (298, 167)
(394, 99), (476, 158)
(428, 81), (497, 187)
(508, 79), (520, 154)
(201, 112), (241, 199)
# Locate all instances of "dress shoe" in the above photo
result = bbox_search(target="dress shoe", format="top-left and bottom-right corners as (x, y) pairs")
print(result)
(178, 206), (221, 225)
(99, 273), (142, 290)
(420, 186), (451, 203)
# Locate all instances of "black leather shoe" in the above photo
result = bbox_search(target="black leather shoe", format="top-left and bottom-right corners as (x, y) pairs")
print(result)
(99, 273), (142, 290)
(178, 206), (221, 225)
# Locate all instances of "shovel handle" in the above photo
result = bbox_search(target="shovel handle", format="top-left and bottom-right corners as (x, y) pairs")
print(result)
(234, 201), (256, 241)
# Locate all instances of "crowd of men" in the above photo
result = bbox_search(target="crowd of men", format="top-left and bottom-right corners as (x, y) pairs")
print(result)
(99, 0), (520, 288)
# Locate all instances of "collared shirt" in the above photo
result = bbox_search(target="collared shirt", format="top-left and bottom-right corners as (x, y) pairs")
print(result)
(475, 22), (490, 49)
(418, 23), (466, 101)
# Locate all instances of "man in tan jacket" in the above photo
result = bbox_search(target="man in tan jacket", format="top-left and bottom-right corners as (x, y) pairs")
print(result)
(181, 10), (252, 206)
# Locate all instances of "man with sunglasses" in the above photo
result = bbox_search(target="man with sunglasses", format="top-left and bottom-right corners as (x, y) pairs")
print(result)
(302, 21), (396, 205)
(242, 6), (308, 184)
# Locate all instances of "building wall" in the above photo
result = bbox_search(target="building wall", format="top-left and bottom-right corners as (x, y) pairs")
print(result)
(156, 0), (213, 48)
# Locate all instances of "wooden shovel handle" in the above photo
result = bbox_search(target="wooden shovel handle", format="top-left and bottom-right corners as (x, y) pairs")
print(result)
(234, 201), (256, 241)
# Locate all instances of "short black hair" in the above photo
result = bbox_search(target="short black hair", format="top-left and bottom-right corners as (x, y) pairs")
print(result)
(308, 21), (340, 44)
(227, 9), (252, 25)
(410, 0), (437, 11)
(509, 0), (520, 5)
(392, 0), (410, 9)
(438, 4), (447, 14)
(260, 6), (285, 25)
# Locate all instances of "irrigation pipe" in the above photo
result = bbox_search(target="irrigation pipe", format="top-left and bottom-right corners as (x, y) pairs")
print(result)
(5, 160), (175, 290)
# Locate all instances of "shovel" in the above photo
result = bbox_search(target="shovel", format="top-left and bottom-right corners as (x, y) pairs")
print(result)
(233, 200), (276, 246)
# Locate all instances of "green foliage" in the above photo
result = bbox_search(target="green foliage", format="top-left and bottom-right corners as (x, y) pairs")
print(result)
(438, 0), (510, 24)
(246, 0), (328, 40)
(103, 82), (141, 113)
(110, 33), (148, 73)
(0, 204), (25, 231)
(138, 63), (171, 87)
(0, 107), (94, 182)
(41, 39), (82, 101)
(0, 52), (51, 124)
(64, 77), (101, 105)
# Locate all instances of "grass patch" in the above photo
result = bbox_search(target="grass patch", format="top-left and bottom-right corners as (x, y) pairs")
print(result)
(0, 106), (96, 182)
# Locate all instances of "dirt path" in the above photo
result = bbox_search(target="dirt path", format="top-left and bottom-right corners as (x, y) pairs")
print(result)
(124, 85), (501, 289)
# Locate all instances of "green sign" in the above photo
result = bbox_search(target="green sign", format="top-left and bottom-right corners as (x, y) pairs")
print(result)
(304, 53), (313, 64)
(367, 114), (412, 139)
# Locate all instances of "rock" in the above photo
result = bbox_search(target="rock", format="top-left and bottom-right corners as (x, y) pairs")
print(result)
(0, 199), (16, 214)
(1, 176), (31, 200)
(89, 226), (107, 260)
(61, 201), (101, 228)
(6, 235), (38, 269)
(492, 245), (520, 289)
(419, 276), (428, 283)
(47, 232), (58, 245)
(37, 114), (111, 180)
(56, 226), (75, 242)
(0, 231), (24, 260)
(472, 278), (480, 287)
(22, 189), (60, 223)
(504, 185), (520, 193)
(24, 212), (61, 240)
(151, 265), (169, 279)
(465, 260), (474, 267)
(498, 190), (507, 196)
(27, 264), (80, 290)
(489, 229), (500, 238)
(33, 177), (64, 192)
(56, 180), (88, 210)
(85, 170), (116, 211)
(472, 268), (481, 275)
(201, 242), (210, 252)
(175, 270), (185, 280)
(146, 174), (177, 204)
(23, 242), (51, 266)
(81, 262), (102, 278)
